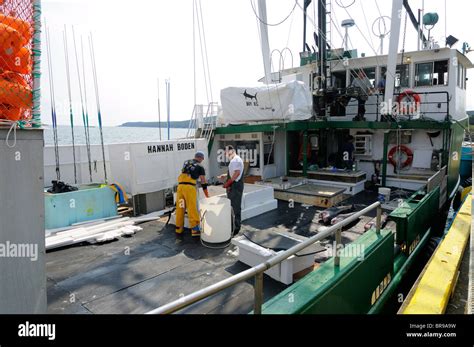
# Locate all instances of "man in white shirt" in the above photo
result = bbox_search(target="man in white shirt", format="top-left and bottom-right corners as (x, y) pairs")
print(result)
(219, 145), (244, 236)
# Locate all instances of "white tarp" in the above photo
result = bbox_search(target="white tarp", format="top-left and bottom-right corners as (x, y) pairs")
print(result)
(219, 80), (312, 124)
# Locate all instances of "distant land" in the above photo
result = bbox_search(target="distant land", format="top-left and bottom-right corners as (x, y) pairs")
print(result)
(120, 120), (190, 128)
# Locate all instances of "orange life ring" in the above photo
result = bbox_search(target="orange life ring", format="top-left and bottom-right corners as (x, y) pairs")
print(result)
(0, 46), (32, 74)
(397, 90), (421, 115)
(0, 23), (25, 56)
(388, 145), (413, 169)
(0, 14), (33, 43)
(0, 77), (32, 108)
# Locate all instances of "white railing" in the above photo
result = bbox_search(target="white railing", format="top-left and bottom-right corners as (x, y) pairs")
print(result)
(146, 201), (383, 314)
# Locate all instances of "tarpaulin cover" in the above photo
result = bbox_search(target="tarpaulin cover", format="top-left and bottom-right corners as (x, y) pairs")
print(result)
(219, 80), (312, 124)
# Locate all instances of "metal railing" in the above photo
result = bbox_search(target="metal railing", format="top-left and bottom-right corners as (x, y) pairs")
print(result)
(146, 201), (383, 315)
(186, 102), (219, 140)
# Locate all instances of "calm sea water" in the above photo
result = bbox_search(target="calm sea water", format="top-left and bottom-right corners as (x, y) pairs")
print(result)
(44, 126), (189, 146)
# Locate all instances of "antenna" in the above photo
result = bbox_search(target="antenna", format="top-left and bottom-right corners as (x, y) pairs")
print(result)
(372, 16), (391, 55)
(341, 19), (355, 51)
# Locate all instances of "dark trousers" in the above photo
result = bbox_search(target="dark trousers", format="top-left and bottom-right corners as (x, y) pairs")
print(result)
(357, 98), (367, 118)
(227, 179), (244, 233)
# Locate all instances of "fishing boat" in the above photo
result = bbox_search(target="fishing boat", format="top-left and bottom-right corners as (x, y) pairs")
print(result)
(1, 0), (472, 316)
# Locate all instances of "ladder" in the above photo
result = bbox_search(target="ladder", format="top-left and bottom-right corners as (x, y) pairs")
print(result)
(186, 102), (219, 143)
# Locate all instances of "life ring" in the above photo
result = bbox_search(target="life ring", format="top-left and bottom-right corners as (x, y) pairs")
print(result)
(0, 77), (32, 108)
(0, 23), (25, 56)
(0, 46), (32, 74)
(0, 14), (33, 43)
(388, 145), (413, 169)
(397, 90), (421, 115)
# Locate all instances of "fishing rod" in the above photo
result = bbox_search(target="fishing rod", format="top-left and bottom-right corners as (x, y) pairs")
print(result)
(157, 78), (162, 141)
(45, 23), (61, 182)
(63, 26), (77, 184)
(89, 33), (108, 184)
(72, 26), (93, 183)
(81, 35), (92, 161)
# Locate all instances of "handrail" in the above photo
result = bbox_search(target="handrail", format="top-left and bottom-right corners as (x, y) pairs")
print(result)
(146, 201), (383, 314)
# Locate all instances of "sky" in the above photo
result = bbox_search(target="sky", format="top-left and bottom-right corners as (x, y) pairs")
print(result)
(40, 0), (474, 126)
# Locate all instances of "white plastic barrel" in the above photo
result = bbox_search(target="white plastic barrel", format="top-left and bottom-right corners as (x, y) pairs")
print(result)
(378, 187), (391, 203)
(200, 196), (232, 244)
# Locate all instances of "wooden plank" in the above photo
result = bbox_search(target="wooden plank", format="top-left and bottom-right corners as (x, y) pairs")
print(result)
(286, 184), (345, 198)
(274, 188), (346, 208)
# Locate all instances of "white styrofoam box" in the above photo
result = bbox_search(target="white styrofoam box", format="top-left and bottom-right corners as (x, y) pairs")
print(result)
(241, 199), (278, 221)
(232, 236), (315, 285)
(240, 184), (275, 210)
(385, 177), (426, 192)
(170, 196), (278, 227)
(307, 179), (366, 196)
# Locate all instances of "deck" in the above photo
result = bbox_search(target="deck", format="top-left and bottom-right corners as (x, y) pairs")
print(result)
(46, 191), (393, 314)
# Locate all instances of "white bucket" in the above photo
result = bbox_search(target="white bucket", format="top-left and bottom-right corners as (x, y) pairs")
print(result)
(378, 187), (391, 203)
(200, 196), (232, 244)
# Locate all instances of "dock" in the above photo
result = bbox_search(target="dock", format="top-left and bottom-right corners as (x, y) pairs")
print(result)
(398, 195), (472, 314)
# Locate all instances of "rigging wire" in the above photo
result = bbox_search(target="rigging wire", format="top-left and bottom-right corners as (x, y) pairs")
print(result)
(72, 26), (93, 182)
(198, 0), (213, 102)
(63, 26), (78, 184)
(89, 33), (108, 184)
(45, 23), (61, 182)
(335, 0), (355, 9)
(194, 0), (210, 104)
(250, 0), (298, 27)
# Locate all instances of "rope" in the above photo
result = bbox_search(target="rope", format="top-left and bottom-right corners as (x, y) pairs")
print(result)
(250, 0), (297, 27)
(194, 0), (210, 104)
(89, 33), (108, 184)
(63, 26), (78, 184)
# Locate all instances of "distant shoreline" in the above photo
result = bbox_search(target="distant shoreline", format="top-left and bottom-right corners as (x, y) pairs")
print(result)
(120, 121), (190, 128)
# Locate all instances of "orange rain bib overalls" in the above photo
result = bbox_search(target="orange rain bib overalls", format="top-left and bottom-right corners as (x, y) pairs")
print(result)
(175, 172), (200, 235)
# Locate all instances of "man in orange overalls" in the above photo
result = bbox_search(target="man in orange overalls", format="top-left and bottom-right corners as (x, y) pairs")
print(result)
(175, 151), (209, 238)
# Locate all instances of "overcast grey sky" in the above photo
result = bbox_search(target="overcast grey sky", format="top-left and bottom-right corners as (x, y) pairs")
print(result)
(41, 0), (474, 126)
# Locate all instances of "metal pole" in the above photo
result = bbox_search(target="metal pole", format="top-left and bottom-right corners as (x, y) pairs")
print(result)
(63, 26), (77, 184)
(376, 205), (382, 234)
(147, 202), (381, 314)
(334, 228), (342, 267)
(383, 0), (404, 112)
(257, 0), (272, 84)
(254, 273), (264, 314)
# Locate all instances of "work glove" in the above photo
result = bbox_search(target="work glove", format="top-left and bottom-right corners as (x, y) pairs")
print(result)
(203, 189), (210, 198)
(223, 179), (233, 189)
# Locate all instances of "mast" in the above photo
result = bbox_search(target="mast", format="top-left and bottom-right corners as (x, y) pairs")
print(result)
(257, 0), (272, 84)
(384, 0), (404, 111)
(303, 0), (312, 52)
(317, 0), (327, 90)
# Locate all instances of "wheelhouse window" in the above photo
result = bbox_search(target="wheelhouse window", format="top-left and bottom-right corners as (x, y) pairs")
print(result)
(332, 70), (347, 88)
(350, 67), (376, 87)
(433, 60), (448, 86)
(378, 65), (410, 88)
(415, 62), (433, 86)
(395, 64), (410, 88)
(415, 60), (449, 87)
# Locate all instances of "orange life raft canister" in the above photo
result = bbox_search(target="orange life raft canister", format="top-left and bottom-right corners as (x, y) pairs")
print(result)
(0, 46), (31, 74)
(0, 23), (25, 56)
(0, 14), (33, 43)
(0, 77), (32, 108)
